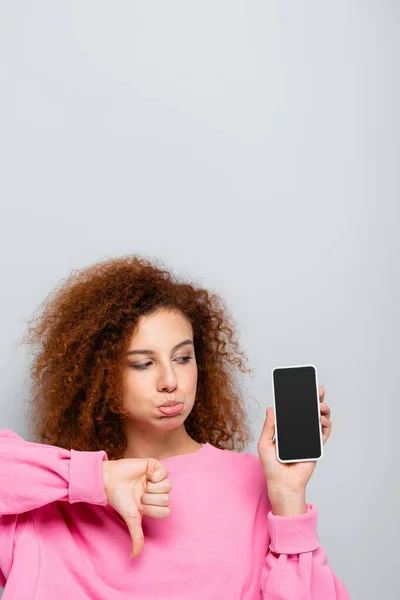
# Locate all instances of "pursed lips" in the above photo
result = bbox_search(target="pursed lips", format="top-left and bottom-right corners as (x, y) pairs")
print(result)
(159, 395), (182, 408)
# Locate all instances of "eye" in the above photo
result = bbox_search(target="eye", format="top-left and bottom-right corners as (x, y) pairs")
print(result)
(130, 362), (152, 370)
(175, 355), (193, 364)
(129, 356), (193, 370)
(130, 356), (193, 370)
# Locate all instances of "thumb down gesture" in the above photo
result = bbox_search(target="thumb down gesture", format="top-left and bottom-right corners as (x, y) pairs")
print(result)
(102, 457), (171, 558)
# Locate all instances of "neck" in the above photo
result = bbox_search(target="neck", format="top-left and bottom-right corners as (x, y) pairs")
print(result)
(122, 424), (202, 461)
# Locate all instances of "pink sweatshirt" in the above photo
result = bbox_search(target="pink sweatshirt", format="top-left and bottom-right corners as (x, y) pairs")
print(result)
(0, 429), (350, 599)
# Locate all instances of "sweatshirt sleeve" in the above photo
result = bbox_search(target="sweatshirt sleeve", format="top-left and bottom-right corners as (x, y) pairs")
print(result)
(260, 503), (351, 599)
(0, 429), (109, 589)
(0, 429), (109, 515)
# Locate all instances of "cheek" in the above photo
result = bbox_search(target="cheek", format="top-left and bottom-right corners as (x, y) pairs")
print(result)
(123, 370), (150, 398)
(184, 363), (198, 391)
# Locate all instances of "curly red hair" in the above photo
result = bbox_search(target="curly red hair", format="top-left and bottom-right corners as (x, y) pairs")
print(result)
(21, 255), (255, 459)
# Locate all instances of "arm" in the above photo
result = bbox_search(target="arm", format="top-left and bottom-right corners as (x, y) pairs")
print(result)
(256, 391), (349, 597)
(260, 502), (351, 599)
(0, 429), (108, 515)
(0, 429), (109, 589)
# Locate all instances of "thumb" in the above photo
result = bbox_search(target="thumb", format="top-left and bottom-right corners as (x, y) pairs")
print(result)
(127, 460), (161, 559)
(259, 406), (276, 446)
(127, 460), (162, 559)
(125, 507), (144, 559)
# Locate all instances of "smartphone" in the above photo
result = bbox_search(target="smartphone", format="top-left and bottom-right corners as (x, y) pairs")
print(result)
(271, 364), (323, 463)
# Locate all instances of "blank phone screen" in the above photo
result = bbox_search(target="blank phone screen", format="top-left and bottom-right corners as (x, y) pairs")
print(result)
(272, 366), (322, 461)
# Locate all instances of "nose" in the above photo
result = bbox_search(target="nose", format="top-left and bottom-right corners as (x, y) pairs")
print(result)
(157, 363), (178, 393)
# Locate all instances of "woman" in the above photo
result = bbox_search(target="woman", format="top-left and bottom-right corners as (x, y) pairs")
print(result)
(0, 255), (350, 599)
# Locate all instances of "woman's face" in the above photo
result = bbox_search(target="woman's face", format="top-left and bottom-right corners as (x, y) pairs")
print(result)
(122, 308), (198, 430)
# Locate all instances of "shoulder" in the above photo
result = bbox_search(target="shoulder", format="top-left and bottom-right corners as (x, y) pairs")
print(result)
(230, 447), (265, 475)
(0, 429), (25, 440)
(212, 445), (267, 492)
(215, 445), (261, 467)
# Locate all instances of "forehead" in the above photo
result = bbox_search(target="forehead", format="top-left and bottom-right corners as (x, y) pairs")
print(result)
(129, 309), (193, 345)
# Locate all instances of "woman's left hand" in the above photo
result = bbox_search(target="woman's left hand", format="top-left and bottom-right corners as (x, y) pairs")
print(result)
(257, 386), (332, 495)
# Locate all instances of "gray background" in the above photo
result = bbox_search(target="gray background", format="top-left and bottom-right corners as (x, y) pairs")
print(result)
(0, 1), (399, 598)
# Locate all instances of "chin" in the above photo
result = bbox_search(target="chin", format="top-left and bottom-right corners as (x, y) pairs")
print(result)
(157, 418), (183, 430)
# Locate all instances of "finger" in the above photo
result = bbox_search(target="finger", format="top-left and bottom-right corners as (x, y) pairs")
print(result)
(147, 464), (169, 483)
(140, 504), (170, 519)
(320, 416), (332, 444)
(319, 386), (325, 401)
(141, 492), (169, 507)
(320, 402), (331, 417)
(258, 407), (275, 447)
(322, 429), (331, 444)
(145, 478), (172, 494)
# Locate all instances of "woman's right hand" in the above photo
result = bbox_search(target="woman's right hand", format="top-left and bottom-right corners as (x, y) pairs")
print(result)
(102, 457), (172, 559)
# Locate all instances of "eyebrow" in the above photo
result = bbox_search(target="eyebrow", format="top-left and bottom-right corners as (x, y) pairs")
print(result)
(127, 339), (194, 356)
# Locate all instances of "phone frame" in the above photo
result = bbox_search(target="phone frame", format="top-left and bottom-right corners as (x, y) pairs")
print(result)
(271, 363), (324, 464)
